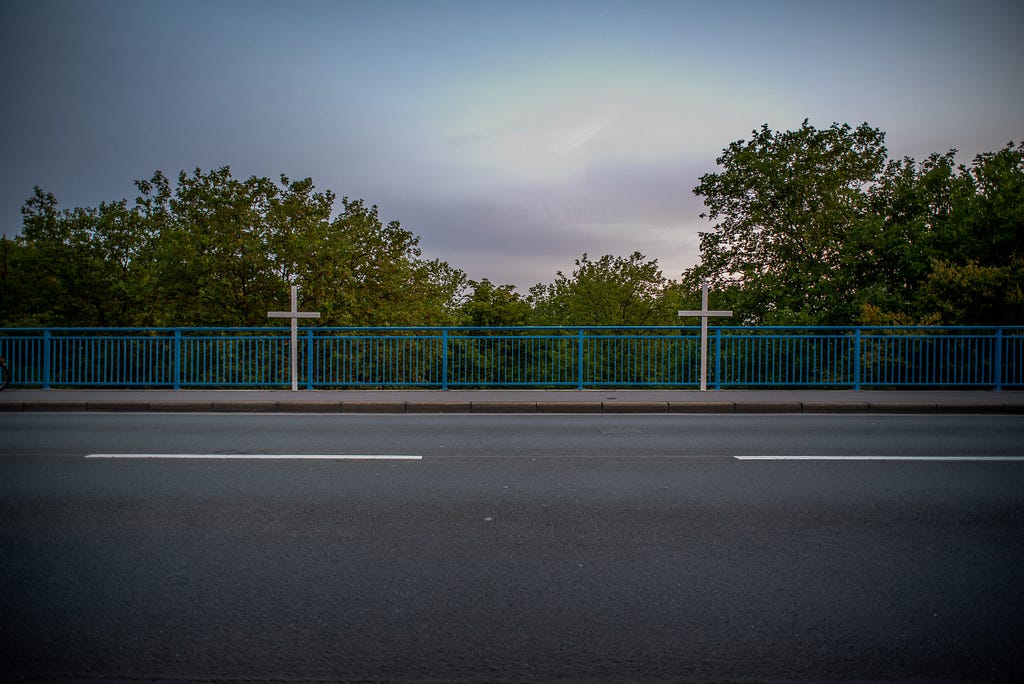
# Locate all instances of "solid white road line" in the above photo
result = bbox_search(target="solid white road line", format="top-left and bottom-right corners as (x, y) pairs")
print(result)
(734, 455), (1024, 461)
(85, 454), (422, 460)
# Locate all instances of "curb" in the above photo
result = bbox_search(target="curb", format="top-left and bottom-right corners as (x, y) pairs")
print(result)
(936, 403), (1006, 414)
(23, 401), (89, 411)
(733, 401), (803, 414)
(212, 401), (279, 413)
(800, 402), (871, 414)
(2, 400), (1021, 414)
(278, 401), (342, 413)
(86, 401), (148, 412)
(471, 401), (538, 413)
(149, 401), (215, 412)
(668, 402), (735, 413)
(864, 402), (937, 414)
(339, 401), (406, 413)
(406, 401), (473, 413)
(601, 401), (669, 413)
(536, 401), (603, 413)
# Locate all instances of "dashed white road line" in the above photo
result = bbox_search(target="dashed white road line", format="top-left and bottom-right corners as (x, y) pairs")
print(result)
(86, 454), (422, 460)
(734, 455), (1024, 461)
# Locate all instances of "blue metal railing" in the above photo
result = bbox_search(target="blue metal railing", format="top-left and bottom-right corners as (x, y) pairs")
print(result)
(1, 326), (1021, 390)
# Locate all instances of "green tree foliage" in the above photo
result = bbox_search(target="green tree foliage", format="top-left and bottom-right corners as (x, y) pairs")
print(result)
(689, 121), (1023, 325)
(528, 252), (678, 325)
(0, 167), (466, 327)
(141, 169), (296, 325)
(459, 279), (531, 326)
(855, 143), (1024, 324)
(0, 189), (150, 326)
(686, 120), (887, 324)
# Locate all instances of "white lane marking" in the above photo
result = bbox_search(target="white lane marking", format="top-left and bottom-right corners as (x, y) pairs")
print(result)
(86, 454), (422, 460)
(734, 455), (1024, 461)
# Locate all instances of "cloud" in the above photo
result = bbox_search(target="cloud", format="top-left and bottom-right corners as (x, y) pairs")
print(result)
(550, 114), (614, 157)
(380, 153), (711, 291)
(3, 0), (1020, 295)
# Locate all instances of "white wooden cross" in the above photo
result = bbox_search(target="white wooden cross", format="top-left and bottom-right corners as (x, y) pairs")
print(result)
(678, 283), (732, 391)
(267, 285), (321, 391)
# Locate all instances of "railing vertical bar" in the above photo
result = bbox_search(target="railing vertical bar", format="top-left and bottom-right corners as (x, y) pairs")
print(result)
(577, 328), (584, 390)
(713, 328), (722, 390)
(853, 328), (861, 390)
(994, 328), (1003, 391)
(42, 330), (52, 389)
(174, 330), (182, 390)
(306, 328), (314, 390)
(441, 329), (449, 391)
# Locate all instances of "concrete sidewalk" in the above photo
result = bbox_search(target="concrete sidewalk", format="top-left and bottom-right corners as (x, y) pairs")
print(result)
(1, 388), (1022, 414)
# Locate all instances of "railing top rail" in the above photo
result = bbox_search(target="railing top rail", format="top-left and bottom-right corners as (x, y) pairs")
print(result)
(2, 325), (1023, 334)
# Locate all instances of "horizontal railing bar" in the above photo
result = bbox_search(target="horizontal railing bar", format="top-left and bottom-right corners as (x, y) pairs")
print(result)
(5, 328), (1021, 337)
(3, 326), (1022, 333)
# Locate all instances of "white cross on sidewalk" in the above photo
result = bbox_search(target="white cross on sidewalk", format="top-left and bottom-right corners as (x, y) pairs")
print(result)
(268, 285), (321, 391)
(678, 283), (732, 391)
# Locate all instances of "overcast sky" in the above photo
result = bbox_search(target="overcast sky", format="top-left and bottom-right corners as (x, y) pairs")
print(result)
(1, 0), (1021, 290)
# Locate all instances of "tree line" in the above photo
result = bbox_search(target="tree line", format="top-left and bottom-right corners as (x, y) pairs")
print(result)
(685, 121), (1023, 326)
(1, 121), (1021, 328)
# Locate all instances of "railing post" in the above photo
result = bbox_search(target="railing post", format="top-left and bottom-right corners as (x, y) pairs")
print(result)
(713, 328), (722, 390)
(853, 328), (862, 391)
(577, 328), (585, 390)
(42, 329), (52, 390)
(306, 328), (315, 390)
(173, 330), (182, 390)
(441, 328), (449, 391)
(994, 328), (1003, 392)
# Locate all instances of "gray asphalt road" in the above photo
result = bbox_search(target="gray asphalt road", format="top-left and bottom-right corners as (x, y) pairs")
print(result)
(4, 412), (1024, 457)
(2, 414), (1024, 682)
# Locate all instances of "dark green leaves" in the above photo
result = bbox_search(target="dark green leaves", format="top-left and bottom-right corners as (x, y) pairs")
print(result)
(689, 122), (1023, 325)
(1, 167), (466, 327)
